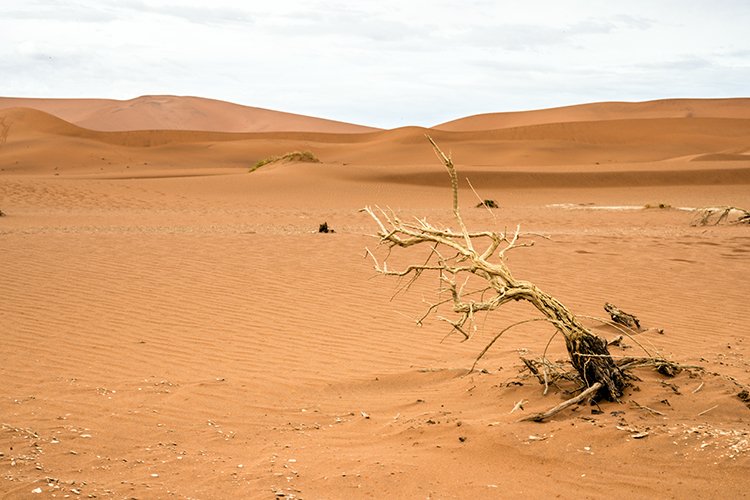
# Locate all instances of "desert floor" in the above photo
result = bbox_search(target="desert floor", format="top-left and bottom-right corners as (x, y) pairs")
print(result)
(1, 98), (749, 498)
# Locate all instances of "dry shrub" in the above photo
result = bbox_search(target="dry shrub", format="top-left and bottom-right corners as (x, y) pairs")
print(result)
(250, 151), (320, 172)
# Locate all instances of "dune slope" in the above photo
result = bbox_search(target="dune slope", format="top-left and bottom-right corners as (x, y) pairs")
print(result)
(2, 106), (750, 181)
(0, 95), (379, 133)
(435, 98), (750, 131)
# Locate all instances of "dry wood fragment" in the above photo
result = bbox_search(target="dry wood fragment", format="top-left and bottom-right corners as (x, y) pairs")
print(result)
(519, 383), (602, 422)
(692, 206), (750, 226)
(607, 335), (624, 347)
(697, 405), (718, 417)
(521, 357), (544, 384)
(318, 222), (335, 233)
(604, 303), (641, 330)
(476, 199), (499, 209)
(631, 401), (666, 416)
(510, 399), (527, 414)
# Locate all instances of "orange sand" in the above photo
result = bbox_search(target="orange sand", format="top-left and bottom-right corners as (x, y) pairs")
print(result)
(1, 97), (749, 499)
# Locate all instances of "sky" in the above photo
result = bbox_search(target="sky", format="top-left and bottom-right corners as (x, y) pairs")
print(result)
(1, 0), (749, 128)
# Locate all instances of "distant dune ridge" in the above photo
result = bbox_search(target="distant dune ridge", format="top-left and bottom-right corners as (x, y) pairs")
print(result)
(434, 98), (750, 131)
(0, 95), (380, 133)
(0, 96), (748, 183)
(1, 95), (749, 134)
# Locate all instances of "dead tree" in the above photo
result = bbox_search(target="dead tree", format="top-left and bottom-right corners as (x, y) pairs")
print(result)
(692, 206), (750, 226)
(363, 137), (625, 401)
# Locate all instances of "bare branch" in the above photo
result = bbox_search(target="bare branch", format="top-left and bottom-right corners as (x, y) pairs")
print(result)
(519, 382), (603, 422)
(470, 318), (562, 373)
(426, 135), (474, 252)
(466, 177), (497, 221)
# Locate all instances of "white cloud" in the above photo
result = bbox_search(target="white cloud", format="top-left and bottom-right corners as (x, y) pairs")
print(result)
(0, 0), (748, 128)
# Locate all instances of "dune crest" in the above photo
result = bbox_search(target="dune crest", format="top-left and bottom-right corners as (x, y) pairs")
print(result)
(0, 95), (380, 133)
(435, 97), (750, 131)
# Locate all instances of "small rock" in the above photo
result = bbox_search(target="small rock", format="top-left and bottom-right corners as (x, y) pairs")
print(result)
(32, 487), (43, 494)
(458, 436), (467, 442)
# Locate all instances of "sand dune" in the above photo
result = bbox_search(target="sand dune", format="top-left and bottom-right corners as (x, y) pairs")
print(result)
(2, 106), (750, 179)
(436, 97), (750, 131)
(1, 97), (749, 499)
(0, 95), (379, 133)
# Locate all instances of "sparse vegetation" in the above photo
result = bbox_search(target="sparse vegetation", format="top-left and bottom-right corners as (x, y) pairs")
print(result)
(0, 117), (10, 145)
(250, 150), (320, 172)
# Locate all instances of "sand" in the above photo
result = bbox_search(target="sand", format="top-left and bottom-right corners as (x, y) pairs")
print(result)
(1, 97), (749, 499)
(0, 96), (379, 133)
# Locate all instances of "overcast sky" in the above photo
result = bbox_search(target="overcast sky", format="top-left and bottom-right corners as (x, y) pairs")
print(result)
(1, 0), (748, 128)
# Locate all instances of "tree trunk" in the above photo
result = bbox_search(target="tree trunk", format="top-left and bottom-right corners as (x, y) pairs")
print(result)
(518, 282), (626, 401)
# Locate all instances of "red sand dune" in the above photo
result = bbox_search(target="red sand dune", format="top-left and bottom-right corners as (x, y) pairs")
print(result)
(1, 105), (749, 180)
(0, 95), (379, 133)
(436, 97), (750, 131)
(1, 97), (749, 499)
